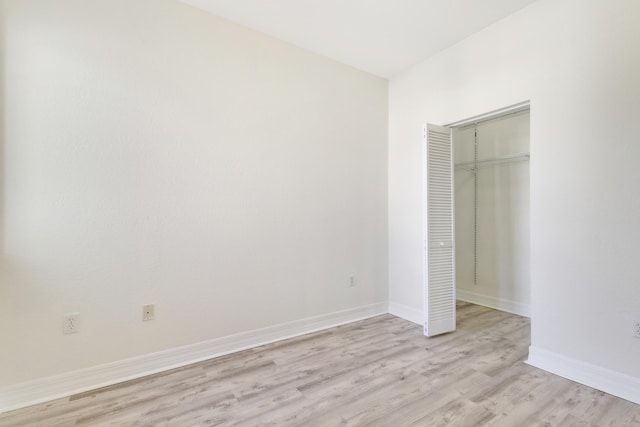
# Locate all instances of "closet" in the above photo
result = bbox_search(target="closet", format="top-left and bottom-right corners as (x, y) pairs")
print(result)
(453, 111), (530, 317)
(422, 107), (530, 337)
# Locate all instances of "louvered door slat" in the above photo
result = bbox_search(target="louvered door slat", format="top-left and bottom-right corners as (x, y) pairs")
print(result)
(423, 124), (456, 337)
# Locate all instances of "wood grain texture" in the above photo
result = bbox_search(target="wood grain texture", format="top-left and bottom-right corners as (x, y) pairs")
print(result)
(2, 302), (639, 426)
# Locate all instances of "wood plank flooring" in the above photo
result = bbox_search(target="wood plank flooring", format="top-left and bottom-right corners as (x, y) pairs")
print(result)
(2, 302), (639, 426)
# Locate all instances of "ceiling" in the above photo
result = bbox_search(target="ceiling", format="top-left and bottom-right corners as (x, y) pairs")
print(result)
(179, 0), (538, 78)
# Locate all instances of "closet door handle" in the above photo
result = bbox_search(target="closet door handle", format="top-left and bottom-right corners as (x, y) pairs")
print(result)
(429, 240), (453, 249)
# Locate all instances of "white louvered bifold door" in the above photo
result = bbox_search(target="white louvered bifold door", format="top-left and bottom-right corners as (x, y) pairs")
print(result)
(423, 124), (456, 337)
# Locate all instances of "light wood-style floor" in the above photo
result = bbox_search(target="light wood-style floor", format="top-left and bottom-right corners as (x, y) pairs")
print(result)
(2, 302), (639, 426)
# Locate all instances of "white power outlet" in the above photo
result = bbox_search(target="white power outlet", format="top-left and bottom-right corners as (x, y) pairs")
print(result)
(143, 304), (155, 321)
(63, 313), (79, 335)
(349, 275), (356, 287)
(633, 321), (640, 338)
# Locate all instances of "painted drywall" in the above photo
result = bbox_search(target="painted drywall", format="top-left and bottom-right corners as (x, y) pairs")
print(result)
(454, 113), (530, 315)
(389, 0), (640, 381)
(0, 0), (388, 386)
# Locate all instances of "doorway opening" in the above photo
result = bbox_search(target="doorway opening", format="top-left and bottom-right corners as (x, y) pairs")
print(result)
(452, 108), (530, 318)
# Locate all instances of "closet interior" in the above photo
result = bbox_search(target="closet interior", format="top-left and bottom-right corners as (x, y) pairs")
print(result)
(453, 110), (530, 316)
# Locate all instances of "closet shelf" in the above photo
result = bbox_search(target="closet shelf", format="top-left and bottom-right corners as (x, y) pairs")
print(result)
(454, 152), (530, 172)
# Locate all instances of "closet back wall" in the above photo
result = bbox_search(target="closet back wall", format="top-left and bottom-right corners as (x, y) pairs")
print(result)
(454, 114), (530, 316)
(0, 0), (388, 387)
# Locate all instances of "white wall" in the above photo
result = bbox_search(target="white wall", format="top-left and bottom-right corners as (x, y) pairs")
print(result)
(389, 0), (640, 388)
(454, 114), (530, 316)
(0, 0), (388, 387)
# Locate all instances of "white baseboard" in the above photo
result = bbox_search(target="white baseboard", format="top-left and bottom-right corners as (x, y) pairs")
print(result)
(456, 289), (530, 318)
(388, 301), (422, 325)
(527, 346), (640, 405)
(0, 302), (387, 413)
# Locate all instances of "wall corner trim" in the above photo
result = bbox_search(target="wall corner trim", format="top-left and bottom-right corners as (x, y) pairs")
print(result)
(527, 346), (640, 405)
(0, 302), (387, 413)
(388, 301), (422, 325)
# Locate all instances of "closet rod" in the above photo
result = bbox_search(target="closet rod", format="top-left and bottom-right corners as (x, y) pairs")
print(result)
(455, 152), (530, 171)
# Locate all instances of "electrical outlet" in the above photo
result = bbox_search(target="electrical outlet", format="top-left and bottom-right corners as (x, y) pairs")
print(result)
(633, 321), (640, 338)
(63, 313), (79, 335)
(143, 304), (155, 321)
(349, 275), (356, 287)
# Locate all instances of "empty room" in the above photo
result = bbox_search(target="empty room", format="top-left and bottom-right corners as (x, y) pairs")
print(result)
(1, 0), (639, 425)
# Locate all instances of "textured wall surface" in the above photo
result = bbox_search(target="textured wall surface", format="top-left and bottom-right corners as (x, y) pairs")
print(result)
(0, 0), (388, 385)
(389, 0), (640, 378)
